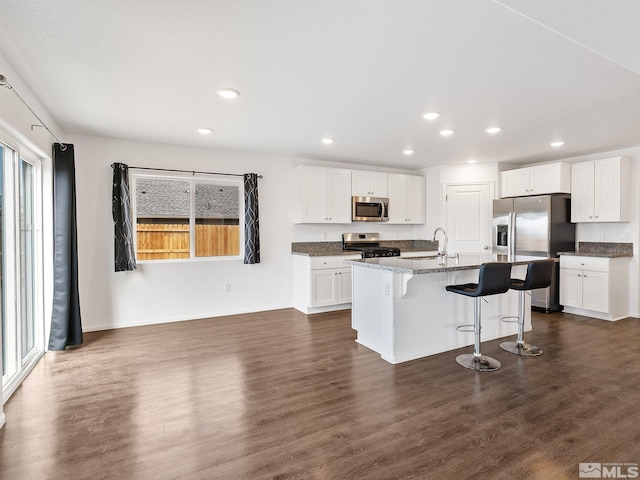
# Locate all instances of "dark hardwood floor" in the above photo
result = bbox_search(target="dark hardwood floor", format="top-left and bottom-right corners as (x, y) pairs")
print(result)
(1, 308), (639, 479)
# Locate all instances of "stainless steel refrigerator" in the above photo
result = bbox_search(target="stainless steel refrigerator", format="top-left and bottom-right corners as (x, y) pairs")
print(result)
(492, 194), (575, 312)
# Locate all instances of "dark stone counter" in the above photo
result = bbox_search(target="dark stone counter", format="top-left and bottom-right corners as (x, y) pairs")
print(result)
(558, 242), (633, 258)
(291, 239), (439, 256)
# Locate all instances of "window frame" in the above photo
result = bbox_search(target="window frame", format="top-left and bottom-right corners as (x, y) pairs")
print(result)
(0, 134), (45, 401)
(131, 172), (245, 263)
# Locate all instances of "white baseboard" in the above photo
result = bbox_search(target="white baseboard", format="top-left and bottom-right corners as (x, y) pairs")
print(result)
(293, 303), (352, 315)
(82, 303), (293, 332)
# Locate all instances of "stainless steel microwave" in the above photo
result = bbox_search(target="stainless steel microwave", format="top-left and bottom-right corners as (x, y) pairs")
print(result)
(352, 196), (389, 222)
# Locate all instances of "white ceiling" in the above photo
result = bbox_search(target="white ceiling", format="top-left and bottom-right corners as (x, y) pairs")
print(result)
(0, 0), (639, 170)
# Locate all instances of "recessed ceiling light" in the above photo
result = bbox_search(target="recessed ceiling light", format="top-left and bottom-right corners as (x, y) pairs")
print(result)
(198, 127), (213, 135)
(550, 141), (564, 147)
(321, 138), (335, 145)
(467, 159), (477, 164)
(439, 129), (454, 136)
(423, 112), (441, 120)
(403, 149), (414, 155)
(485, 127), (502, 134)
(217, 88), (240, 99)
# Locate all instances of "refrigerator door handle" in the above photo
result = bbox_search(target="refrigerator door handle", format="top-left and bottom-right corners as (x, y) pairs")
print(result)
(510, 211), (516, 257)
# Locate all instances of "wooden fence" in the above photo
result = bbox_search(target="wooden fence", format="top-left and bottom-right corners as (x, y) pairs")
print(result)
(136, 223), (240, 260)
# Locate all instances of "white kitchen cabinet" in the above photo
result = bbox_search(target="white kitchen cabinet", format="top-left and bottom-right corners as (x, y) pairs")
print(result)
(500, 162), (571, 198)
(293, 165), (352, 223)
(571, 157), (631, 223)
(351, 170), (388, 197)
(559, 255), (629, 320)
(312, 268), (353, 306)
(293, 254), (360, 314)
(387, 174), (425, 224)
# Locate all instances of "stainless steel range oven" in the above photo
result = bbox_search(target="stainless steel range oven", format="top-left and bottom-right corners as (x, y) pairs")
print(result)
(342, 232), (400, 258)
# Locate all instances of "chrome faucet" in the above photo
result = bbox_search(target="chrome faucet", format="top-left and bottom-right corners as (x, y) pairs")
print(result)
(432, 227), (448, 259)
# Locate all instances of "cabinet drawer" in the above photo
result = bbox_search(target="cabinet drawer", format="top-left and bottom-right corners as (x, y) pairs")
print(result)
(559, 256), (610, 272)
(310, 255), (359, 269)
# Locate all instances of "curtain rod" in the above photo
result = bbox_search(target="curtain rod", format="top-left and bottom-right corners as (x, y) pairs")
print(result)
(111, 164), (263, 179)
(0, 74), (67, 151)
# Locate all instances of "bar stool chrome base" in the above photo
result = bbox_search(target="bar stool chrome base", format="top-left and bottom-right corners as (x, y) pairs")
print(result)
(500, 341), (543, 356)
(456, 353), (502, 371)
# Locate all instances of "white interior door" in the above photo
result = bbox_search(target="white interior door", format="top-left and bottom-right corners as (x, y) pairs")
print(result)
(445, 183), (492, 254)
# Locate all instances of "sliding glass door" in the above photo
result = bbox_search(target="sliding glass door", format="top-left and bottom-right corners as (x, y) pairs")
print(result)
(1, 141), (43, 399)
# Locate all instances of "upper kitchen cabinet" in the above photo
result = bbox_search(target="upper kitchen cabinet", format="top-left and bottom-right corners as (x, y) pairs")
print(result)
(500, 162), (571, 198)
(351, 170), (388, 197)
(293, 165), (352, 223)
(571, 156), (631, 223)
(387, 174), (425, 224)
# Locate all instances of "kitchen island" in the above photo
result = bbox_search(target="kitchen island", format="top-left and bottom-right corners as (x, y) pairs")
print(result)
(345, 254), (547, 364)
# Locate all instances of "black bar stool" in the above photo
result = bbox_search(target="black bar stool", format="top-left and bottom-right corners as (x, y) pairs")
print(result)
(500, 259), (555, 356)
(446, 262), (513, 372)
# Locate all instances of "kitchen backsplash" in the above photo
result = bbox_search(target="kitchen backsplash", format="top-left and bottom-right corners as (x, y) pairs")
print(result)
(577, 242), (633, 256)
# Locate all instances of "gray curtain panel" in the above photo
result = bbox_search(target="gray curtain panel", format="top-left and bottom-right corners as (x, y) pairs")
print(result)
(49, 143), (83, 350)
(112, 163), (137, 272)
(243, 173), (260, 264)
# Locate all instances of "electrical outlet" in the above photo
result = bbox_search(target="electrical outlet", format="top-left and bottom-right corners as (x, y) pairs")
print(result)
(322, 232), (328, 240)
(224, 283), (231, 292)
(383, 284), (390, 296)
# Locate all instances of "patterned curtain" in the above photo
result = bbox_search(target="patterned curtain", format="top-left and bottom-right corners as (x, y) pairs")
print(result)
(243, 173), (260, 264)
(112, 163), (137, 271)
(49, 143), (83, 350)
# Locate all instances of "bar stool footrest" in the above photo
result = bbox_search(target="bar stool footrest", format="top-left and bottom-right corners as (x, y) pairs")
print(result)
(501, 315), (519, 324)
(456, 324), (475, 332)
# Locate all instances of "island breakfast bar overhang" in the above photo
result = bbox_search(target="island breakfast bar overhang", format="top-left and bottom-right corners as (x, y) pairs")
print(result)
(345, 254), (552, 364)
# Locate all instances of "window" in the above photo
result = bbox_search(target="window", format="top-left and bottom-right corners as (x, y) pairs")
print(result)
(132, 174), (243, 261)
(1, 140), (44, 400)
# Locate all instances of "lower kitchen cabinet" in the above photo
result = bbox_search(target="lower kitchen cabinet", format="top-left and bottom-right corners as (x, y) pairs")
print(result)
(559, 255), (630, 321)
(293, 254), (360, 314)
(312, 268), (352, 306)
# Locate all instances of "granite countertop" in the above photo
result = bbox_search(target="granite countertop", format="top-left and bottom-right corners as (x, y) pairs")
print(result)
(558, 242), (633, 258)
(291, 239), (439, 256)
(345, 254), (554, 274)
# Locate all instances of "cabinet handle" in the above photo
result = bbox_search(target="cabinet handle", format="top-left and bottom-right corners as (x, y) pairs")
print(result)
(589, 216), (593, 219)
(595, 216), (599, 219)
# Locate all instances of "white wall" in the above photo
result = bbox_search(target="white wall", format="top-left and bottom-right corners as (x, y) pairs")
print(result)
(419, 162), (500, 239)
(71, 135), (297, 331)
(70, 134), (426, 331)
